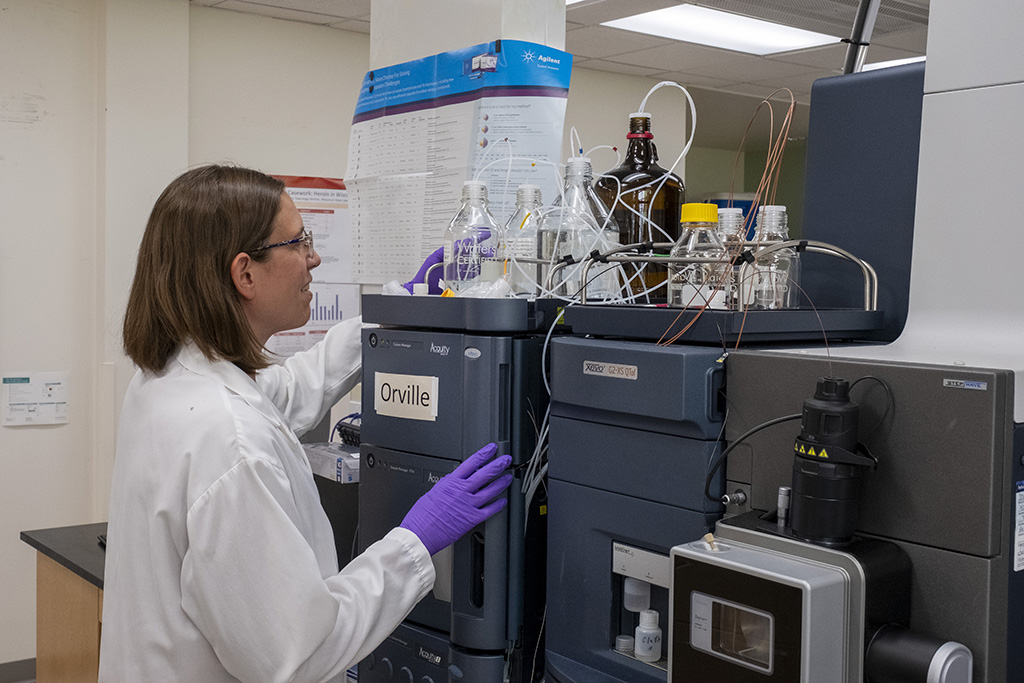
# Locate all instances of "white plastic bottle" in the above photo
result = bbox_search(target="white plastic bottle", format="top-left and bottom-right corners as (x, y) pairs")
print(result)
(634, 608), (662, 663)
(442, 180), (504, 295)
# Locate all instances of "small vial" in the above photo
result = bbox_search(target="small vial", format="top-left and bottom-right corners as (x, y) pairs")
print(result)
(634, 609), (662, 663)
(614, 635), (635, 655)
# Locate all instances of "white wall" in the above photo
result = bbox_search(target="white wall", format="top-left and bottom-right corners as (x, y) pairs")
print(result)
(1, 2), (756, 665)
(563, 67), (692, 177)
(1, 0), (189, 665)
(189, 6), (369, 176)
(0, 0), (101, 663)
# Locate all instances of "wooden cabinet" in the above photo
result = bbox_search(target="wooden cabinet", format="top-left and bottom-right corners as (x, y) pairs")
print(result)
(21, 523), (106, 683)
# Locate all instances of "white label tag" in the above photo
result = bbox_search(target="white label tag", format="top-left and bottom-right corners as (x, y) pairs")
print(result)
(611, 542), (670, 588)
(374, 372), (439, 422)
(942, 378), (988, 391)
(1015, 481), (1024, 572)
(583, 360), (638, 381)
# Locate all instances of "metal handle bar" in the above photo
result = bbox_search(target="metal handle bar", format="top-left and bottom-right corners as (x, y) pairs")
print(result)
(575, 240), (877, 309)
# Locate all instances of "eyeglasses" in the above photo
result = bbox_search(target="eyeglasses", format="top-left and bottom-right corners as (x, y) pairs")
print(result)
(249, 229), (315, 257)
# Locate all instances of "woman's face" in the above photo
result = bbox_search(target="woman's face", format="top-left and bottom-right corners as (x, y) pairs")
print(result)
(244, 192), (321, 344)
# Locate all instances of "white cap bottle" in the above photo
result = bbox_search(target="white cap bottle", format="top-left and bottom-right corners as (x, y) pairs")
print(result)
(634, 608), (662, 663)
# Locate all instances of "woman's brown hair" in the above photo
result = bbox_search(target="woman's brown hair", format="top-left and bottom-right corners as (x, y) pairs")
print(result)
(123, 164), (285, 375)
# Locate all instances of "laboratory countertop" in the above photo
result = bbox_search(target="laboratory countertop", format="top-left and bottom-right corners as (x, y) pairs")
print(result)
(21, 522), (107, 590)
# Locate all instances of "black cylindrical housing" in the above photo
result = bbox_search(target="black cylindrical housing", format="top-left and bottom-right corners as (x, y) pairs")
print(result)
(798, 377), (859, 451)
(789, 457), (865, 545)
(790, 377), (865, 546)
(865, 625), (972, 683)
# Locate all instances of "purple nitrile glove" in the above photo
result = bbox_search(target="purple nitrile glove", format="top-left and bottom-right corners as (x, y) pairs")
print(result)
(403, 247), (445, 294)
(399, 443), (513, 556)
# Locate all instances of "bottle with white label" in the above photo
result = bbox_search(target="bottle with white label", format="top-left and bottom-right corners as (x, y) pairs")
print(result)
(634, 608), (662, 663)
(504, 184), (543, 296)
(442, 180), (505, 294)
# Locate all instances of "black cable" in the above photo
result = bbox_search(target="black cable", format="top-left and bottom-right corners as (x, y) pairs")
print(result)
(704, 413), (802, 503)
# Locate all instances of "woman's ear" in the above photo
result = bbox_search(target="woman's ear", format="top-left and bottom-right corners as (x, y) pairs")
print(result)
(230, 252), (257, 301)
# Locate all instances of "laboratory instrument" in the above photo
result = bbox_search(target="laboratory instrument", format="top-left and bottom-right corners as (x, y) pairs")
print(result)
(357, 294), (551, 683)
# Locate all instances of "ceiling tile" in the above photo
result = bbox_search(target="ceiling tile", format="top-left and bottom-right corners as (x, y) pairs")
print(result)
(647, 71), (735, 90)
(608, 40), (750, 71)
(870, 27), (928, 53)
(751, 68), (842, 96)
(691, 55), (827, 82)
(719, 82), (794, 99)
(216, 0), (341, 23)
(575, 59), (670, 77)
(770, 43), (848, 70)
(258, 0), (369, 17)
(610, 42), (827, 83)
(567, 25), (673, 60)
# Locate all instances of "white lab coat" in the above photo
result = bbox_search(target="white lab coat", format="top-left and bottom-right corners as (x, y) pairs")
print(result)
(99, 318), (435, 683)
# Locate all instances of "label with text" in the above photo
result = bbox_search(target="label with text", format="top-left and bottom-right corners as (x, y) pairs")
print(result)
(583, 360), (638, 380)
(374, 372), (439, 421)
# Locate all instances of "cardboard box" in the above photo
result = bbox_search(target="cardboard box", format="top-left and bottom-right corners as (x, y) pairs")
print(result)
(304, 442), (360, 483)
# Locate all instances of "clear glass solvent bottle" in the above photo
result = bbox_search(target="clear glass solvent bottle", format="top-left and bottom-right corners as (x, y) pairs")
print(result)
(442, 180), (504, 294)
(668, 203), (729, 309)
(717, 206), (749, 310)
(634, 609), (662, 663)
(594, 112), (684, 302)
(742, 204), (800, 309)
(539, 156), (621, 300)
(504, 184), (543, 296)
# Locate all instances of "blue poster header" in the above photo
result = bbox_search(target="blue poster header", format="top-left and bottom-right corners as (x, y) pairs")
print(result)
(353, 39), (572, 122)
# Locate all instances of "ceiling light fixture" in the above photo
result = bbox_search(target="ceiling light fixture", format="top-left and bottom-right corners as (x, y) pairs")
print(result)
(602, 4), (839, 56)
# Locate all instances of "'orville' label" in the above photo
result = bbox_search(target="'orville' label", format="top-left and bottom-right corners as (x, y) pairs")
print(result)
(374, 372), (439, 421)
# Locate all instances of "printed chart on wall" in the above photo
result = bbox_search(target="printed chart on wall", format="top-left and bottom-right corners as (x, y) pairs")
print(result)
(268, 176), (360, 358)
(346, 39), (572, 285)
(2, 372), (69, 426)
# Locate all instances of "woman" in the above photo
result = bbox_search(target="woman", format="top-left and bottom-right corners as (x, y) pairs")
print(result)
(99, 165), (511, 682)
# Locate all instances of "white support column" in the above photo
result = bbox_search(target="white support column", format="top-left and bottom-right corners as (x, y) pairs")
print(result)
(370, 0), (564, 69)
(95, 0), (190, 515)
